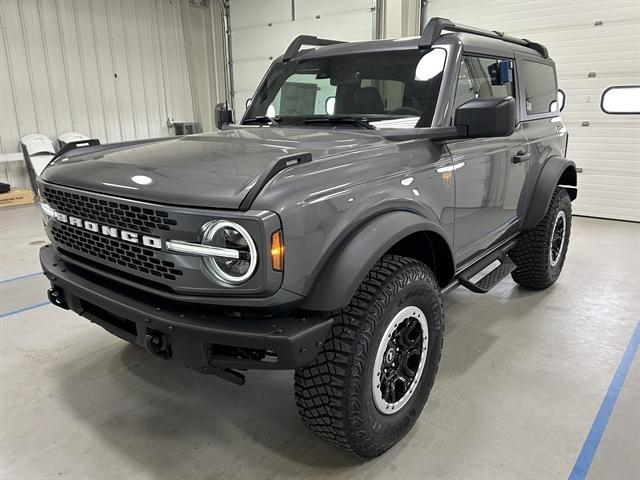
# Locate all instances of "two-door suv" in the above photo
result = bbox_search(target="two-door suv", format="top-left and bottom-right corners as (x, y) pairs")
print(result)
(39, 18), (576, 457)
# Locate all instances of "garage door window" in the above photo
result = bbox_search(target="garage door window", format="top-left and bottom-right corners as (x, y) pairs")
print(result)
(601, 86), (640, 114)
(520, 61), (558, 115)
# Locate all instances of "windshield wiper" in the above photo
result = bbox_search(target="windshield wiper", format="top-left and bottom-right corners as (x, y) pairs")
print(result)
(303, 116), (375, 129)
(244, 115), (280, 126)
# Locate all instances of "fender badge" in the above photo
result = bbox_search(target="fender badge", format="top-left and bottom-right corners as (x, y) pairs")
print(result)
(441, 171), (453, 188)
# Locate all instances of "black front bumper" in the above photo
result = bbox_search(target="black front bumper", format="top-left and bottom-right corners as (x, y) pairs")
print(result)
(40, 245), (333, 375)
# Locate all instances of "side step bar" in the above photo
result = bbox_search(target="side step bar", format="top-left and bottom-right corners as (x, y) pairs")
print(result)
(457, 246), (517, 294)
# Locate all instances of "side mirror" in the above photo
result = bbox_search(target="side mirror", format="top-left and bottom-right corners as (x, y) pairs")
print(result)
(455, 97), (516, 138)
(245, 98), (252, 109)
(214, 103), (233, 129)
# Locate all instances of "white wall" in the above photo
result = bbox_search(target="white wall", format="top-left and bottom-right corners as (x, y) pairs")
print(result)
(0, 0), (227, 189)
(0, 0), (196, 152)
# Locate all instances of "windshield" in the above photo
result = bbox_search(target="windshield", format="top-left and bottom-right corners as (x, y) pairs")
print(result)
(243, 48), (447, 128)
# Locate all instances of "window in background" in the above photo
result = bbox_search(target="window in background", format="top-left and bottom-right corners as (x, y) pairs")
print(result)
(601, 86), (640, 114)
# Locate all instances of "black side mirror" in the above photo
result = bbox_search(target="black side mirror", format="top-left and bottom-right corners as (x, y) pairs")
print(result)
(214, 103), (234, 129)
(455, 97), (516, 138)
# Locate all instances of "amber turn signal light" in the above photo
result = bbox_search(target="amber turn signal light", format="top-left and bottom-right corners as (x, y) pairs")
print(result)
(270, 230), (284, 271)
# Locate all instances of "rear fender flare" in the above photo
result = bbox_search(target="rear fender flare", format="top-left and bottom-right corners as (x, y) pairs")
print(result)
(522, 157), (577, 230)
(301, 211), (453, 312)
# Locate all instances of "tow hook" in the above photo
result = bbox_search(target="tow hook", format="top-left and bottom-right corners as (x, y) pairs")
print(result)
(144, 328), (172, 360)
(47, 288), (69, 310)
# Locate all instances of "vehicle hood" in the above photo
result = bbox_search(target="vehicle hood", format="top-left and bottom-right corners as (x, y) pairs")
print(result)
(41, 127), (387, 209)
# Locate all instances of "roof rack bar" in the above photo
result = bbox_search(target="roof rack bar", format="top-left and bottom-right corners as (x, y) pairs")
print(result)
(282, 35), (345, 62)
(419, 17), (548, 58)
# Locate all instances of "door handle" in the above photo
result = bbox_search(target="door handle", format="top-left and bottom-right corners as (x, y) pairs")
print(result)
(512, 151), (531, 164)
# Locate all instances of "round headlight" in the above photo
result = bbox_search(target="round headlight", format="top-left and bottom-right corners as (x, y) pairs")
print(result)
(200, 220), (258, 285)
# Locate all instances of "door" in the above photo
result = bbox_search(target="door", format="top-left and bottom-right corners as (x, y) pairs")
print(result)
(447, 55), (530, 264)
(428, 0), (640, 221)
(516, 55), (569, 212)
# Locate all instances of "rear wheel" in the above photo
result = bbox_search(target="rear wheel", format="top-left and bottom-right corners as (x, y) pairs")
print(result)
(510, 187), (572, 289)
(294, 255), (444, 458)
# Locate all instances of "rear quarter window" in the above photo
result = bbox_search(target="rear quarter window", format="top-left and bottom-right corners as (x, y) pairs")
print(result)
(520, 60), (558, 115)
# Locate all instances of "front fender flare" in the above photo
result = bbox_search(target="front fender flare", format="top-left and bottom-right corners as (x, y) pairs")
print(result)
(522, 157), (577, 230)
(301, 211), (452, 312)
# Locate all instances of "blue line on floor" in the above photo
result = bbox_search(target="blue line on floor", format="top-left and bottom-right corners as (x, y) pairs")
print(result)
(0, 301), (50, 319)
(568, 320), (640, 480)
(0, 271), (42, 284)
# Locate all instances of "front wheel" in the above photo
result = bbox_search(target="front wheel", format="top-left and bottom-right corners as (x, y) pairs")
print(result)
(510, 187), (572, 289)
(294, 255), (444, 458)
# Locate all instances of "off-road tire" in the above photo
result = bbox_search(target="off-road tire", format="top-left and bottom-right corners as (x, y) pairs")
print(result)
(510, 187), (572, 289)
(294, 255), (444, 458)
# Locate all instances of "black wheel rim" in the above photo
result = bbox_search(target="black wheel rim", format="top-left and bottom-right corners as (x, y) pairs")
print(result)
(373, 306), (428, 414)
(550, 210), (566, 267)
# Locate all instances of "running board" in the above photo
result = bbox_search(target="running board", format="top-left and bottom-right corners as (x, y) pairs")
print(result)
(457, 251), (516, 293)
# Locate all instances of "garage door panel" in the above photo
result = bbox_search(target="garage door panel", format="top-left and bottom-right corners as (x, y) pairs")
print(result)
(559, 78), (640, 92)
(529, 26), (639, 46)
(435, 1), (637, 30)
(567, 127), (640, 138)
(578, 179), (640, 193)
(296, 0), (372, 17)
(231, 21), (302, 63)
(575, 173), (640, 188)
(563, 119), (640, 130)
(570, 156), (640, 170)
(291, 17), (372, 41)
(230, 0), (289, 30)
(570, 156), (640, 168)
(574, 207), (639, 222)
(229, 0), (374, 117)
(232, 60), (273, 101)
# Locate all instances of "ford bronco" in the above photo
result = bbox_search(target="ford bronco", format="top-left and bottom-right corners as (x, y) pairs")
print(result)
(39, 18), (576, 457)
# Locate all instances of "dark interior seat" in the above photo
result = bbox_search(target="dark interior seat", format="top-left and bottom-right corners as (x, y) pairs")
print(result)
(352, 87), (385, 114)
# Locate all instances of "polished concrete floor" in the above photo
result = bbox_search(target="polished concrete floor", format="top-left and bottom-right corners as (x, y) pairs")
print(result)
(1, 204), (638, 479)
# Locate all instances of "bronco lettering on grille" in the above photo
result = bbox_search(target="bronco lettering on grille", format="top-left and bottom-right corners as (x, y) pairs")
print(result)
(52, 210), (162, 249)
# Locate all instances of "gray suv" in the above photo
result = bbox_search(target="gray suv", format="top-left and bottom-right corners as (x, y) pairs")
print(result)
(39, 18), (576, 458)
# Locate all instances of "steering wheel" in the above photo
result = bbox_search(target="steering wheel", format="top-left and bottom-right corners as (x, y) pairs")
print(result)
(388, 106), (422, 116)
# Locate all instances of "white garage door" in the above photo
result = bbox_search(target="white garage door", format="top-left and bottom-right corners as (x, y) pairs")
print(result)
(229, 0), (375, 118)
(428, 0), (640, 222)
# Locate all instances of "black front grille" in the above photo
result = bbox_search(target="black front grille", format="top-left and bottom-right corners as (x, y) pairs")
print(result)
(52, 223), (183, 281)
(43, 187), (178, 234)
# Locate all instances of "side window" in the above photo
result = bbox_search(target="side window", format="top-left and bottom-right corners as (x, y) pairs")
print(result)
(519, 61), (558, 115)
(453, 56), (515, 111)
(269, 74), (337, 116)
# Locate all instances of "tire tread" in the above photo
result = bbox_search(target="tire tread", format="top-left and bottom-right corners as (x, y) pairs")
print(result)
(510, 187), (571, 289)
(294, 255), (443, 457)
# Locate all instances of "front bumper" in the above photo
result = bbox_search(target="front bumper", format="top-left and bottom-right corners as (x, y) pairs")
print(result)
(40, 245), (333, 375)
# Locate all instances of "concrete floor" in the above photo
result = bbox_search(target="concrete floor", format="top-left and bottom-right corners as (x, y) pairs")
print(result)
(1, 204), (638, 479)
